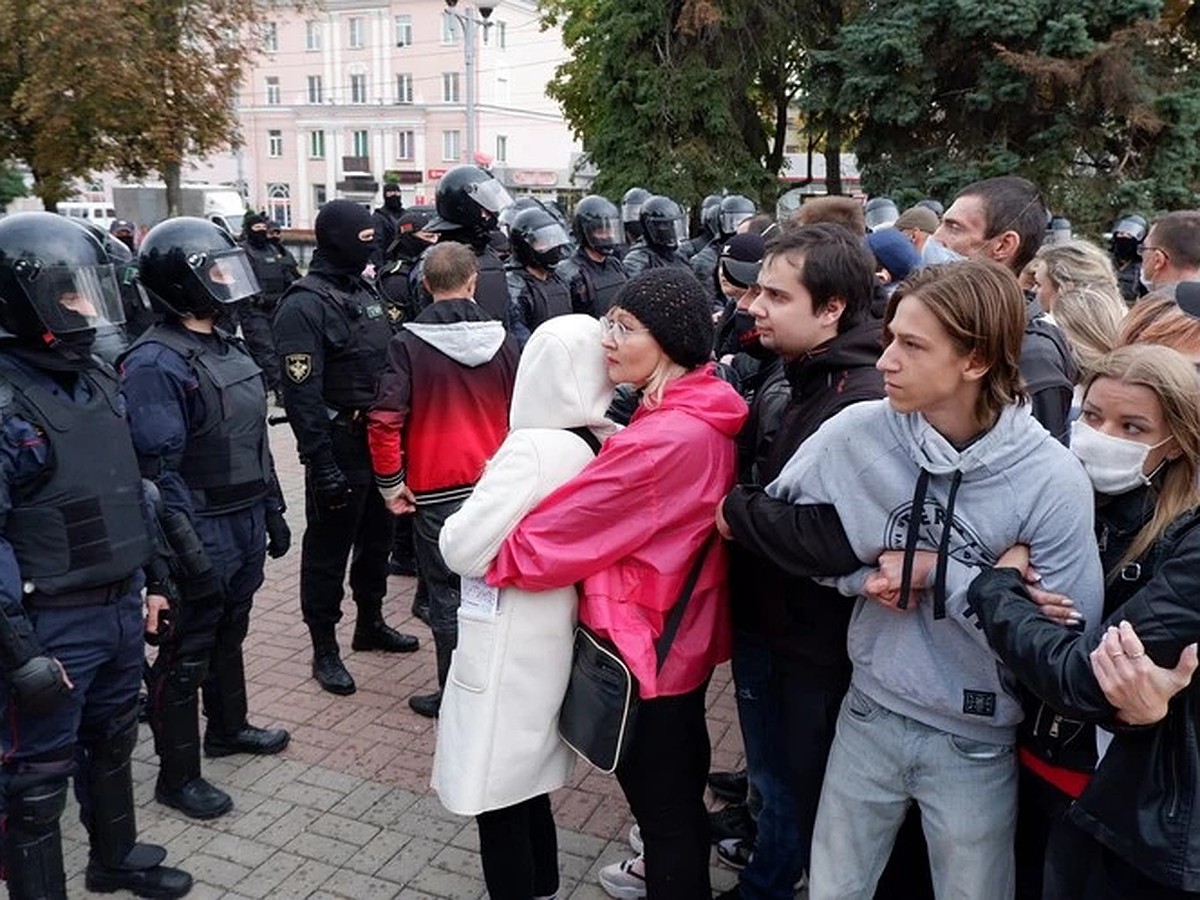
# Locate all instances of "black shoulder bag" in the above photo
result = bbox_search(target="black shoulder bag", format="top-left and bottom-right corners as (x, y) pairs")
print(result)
(558, 527), (714, 774)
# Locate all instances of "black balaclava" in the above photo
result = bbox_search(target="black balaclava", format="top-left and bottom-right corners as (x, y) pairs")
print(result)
(315, 200), (375, 273)
(245, 213), (270, 249)
(383, 186), (404, 214)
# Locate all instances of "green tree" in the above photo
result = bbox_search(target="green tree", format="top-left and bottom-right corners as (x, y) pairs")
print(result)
(822, 0), (1200, 230)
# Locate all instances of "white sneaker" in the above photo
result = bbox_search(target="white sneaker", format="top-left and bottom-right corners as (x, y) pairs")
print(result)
(628, 823), (643, 855)
(599, 854), (647, 899)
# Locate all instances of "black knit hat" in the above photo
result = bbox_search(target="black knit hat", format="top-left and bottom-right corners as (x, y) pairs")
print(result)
(612, 268), (713, 369)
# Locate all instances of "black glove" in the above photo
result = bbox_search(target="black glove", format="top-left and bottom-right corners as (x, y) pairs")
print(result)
(311, 460), (352, 512)
(266, 509), (292, 558)
(9, 656), (70, 715)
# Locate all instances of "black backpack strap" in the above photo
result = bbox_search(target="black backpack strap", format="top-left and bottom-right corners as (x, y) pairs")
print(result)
(655, 532), (716, 673)
(566, 425), (602, 456)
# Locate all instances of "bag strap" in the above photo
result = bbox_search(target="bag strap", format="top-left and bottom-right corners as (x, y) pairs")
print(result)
(566, 425), (603, 456)
(655, 532), (716, 673)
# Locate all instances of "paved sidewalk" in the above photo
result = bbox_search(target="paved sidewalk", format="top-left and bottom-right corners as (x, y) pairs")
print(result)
(60, 425), (749, 899)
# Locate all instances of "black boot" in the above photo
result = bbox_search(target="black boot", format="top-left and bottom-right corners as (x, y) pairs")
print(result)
(312, 651), (356, 695)
(352, 619), (419, 653)
(408, 690), (442, 718)
(409, 638), (453, 719)
(149, 657), (232, 819)
(411, 578), (431, 625)
(204, 723), (290, 757)
(85, 844), (193, 899)
(3, 777), (69, 900)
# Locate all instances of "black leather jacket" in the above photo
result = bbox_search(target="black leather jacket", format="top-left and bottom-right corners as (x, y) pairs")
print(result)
(968, 508), (1200, 891)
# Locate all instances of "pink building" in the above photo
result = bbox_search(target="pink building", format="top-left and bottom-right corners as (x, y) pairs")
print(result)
(205, 0), (581, 228)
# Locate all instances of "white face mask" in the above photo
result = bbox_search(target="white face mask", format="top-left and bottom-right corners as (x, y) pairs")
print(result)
(920, 236), (967, 266)
(1070, 420), (1169, 495)
(1138, 263), (1156, 292)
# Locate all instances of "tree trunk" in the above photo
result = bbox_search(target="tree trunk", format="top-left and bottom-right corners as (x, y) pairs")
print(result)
(824, 116), (843, 196)
(164, 160), (183, 217)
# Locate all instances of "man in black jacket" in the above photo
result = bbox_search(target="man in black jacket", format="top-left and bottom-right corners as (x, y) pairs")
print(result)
(713, 224), (883, 900)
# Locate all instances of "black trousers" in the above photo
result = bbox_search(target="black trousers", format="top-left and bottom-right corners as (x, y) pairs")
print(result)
(300, 478), (395, 652)
(412, 499), (463, 686)
(1044, 815), (1200, 900)
(239, 304), (280, 392)
(475, 794), (559, 900)
(616, 682), (712, 899)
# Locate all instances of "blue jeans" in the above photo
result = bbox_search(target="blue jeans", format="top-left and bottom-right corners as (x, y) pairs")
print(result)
(731, 632), (807, 900)
(809, 685), (1017, 900)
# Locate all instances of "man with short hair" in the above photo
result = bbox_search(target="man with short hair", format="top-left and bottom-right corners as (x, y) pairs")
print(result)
(724, 260), (1104, 899)
(933, 176), (1076, 440)
(1138, 210), (1200, 292)
(715, 224), (884, 900)
(368, 242), (518, 718)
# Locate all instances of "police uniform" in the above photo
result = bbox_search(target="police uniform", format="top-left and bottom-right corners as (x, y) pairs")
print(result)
(505, 265), (572, 348)
(239, 234), (299, 398)
(273, 235), (417, 693)
(0, 351), (190, 897)
(622, 240), (692, 279)
(559, 247), (628, 318)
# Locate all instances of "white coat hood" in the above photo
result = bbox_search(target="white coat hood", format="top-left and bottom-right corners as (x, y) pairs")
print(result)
(509, 314), (617, 434)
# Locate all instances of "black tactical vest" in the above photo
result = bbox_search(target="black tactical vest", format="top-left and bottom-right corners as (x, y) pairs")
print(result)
(284, 274), (393, 411)
(0, 358), (153, 595)
(519, 271), (572, 333)
(243, 243), (295, 301)
(474, 247), (509, 322)
(576, 254), (627, 316)
(132, 325), (271, 515)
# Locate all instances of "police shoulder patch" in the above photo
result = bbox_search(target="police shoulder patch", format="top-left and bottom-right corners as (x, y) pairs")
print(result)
(285, 353), (312, 383)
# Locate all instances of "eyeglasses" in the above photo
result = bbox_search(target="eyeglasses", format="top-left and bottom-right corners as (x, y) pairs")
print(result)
(599, 315), (649, 343)
(1140, 243), (1168, 260)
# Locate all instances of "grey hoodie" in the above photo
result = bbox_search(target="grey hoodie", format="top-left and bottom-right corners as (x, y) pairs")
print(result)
(767, 399), (1103, 743)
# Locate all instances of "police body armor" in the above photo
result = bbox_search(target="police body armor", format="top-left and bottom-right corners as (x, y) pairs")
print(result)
(242, 244), (295, 306)
(0, 358), (152, 595)
(283, 274), (393, 411)
(131, 325), (272, 516)
(512, 268), (572, 333)
(570, 252), (627, 317)
(474, 245), (509, 322)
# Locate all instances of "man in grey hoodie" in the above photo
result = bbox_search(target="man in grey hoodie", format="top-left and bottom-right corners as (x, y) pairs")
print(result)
(756, 260), (1103, 900)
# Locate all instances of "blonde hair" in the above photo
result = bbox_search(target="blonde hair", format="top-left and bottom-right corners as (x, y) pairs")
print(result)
(1034, 239), (1119, 298)
(1118, 293), (1200, 359)
(1083, 344), (1200, 577)
(641, 358), (687, 409)
(1051, 286), (1126, 378)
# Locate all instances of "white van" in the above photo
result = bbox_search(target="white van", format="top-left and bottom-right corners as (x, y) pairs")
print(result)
(58, 202), (118, 231)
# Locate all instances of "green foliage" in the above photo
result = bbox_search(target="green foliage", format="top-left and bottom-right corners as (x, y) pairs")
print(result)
(0, 161), (27, 208)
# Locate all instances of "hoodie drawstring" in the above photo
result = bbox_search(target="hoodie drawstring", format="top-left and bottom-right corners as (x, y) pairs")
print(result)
(933, 470), (963, 620)
(897, 468), (931, 610)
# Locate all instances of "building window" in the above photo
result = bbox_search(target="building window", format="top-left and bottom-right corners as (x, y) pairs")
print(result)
(307, 75), (323, 104)
(495, 76), (509, 105)
(309, 130), (325, 159)
(305, 20), (321, 51)
(495, 135), (507, 163)
(395, 73), (413, 104)
(313, 183), (327, 210)
(266, 184), (292, 228)
(497, 21), (506, 49)
(396, 130), (414, 160)
(395, 14), (412, 47)
(353, 129), (370, 158)
(442, 130), (460, 162)
(265, 77), (280, 106)
(441, 10), (458, 45)
(263, 22), (278, 52)
(442, 72), (460, 103)
(268, 130), (283, 158)
(348, 17), (364, 49)
(350, 73), (367, 104)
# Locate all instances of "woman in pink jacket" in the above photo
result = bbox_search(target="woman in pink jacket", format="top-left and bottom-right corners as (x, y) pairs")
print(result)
(489, 268), (748, 899)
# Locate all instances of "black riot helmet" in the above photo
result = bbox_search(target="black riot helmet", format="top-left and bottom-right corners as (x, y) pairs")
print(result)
(1111, 213), (1148, 243)
(640, 196), (687, 250)
(621, 187), (651, 226)
(572, 195), (622, 254)
(498, 196), (546, 236)
(718, 195), (756, 237)
(864, 196), (901, 231)
(700, 194), (722, 238)
(138, 217), (260, 320)
(427, 165), (513, 234)
(75, 219), (134, 265)
(0, 212), (125, 354)
(510, 207), (572, 270)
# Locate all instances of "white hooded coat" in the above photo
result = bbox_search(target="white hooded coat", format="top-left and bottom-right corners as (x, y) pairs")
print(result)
(432, 314), (617, 816)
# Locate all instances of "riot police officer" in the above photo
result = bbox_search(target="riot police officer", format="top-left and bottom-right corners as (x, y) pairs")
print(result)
(0, 212), (191, 898)
(273, 200), (419, 696)
(1110, 212), (1148, 304)
(125, 218), (293, 820)
(682, 193), (723, 259)
(623, 195), (692, 278)
(371, 183), (406, 271)
(557, 194), (627, 317)
(505, 206), (573, 347)
(377, 206), (436, 330)
(691, 194), (756, 304)
(420, 165), (513, 321)
(620, 186), (651, 248)
(238, 213), (299, 405)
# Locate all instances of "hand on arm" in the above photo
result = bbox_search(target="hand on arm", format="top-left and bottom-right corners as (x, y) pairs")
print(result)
(1091, 620), (1199, 725)
(862, 549), (937, 611)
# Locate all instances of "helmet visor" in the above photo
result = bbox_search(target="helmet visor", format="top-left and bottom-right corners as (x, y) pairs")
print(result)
(720, 210), (754, 234)
(526, 222), (571, 254)
(466, 178), (513, 214)
(23, 263), (125, 334)
(184, 247), (260, 305)
(584, 214), (622, 251)
(645, 217), (686, 248)
(621, 200), (645, 224)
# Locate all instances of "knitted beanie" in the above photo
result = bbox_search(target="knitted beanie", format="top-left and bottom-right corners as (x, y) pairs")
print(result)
(612, 268), (713, 369)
